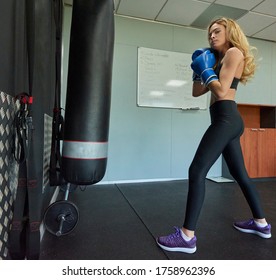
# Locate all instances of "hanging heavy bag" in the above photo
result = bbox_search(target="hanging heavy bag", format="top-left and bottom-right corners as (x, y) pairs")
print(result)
(61, 0), (114, 185)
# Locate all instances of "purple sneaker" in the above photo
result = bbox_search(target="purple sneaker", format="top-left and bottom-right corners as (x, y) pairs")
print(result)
(233, 219), (271, 239)
(156, 227), (197, 254)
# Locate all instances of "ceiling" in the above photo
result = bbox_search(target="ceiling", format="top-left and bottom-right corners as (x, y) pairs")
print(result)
(64, 0), (276, 43)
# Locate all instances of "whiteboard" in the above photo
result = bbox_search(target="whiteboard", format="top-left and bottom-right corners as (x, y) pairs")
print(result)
(137, 47), (208, 110)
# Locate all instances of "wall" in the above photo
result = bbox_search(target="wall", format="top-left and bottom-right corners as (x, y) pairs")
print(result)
(236, 38), (276, 105)
(62, 6), (276, 183)
(0, 0), (28, 95)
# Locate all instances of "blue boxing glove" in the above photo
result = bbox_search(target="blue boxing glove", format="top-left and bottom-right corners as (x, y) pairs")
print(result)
(192, 71), (201, 82)
(191, 48), (211, 61)
(191, 48), (211, 82)
(191, 50), (218, 86)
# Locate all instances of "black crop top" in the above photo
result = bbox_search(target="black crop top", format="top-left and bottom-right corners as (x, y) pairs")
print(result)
(214, 63), (240, 90)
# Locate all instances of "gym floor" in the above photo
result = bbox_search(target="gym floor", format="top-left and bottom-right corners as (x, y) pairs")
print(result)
(40, 179), (276, 260)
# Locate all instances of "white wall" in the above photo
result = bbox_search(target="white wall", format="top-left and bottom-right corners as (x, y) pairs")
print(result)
(62, 6), (276, 183)
(236, 38), (276, 105)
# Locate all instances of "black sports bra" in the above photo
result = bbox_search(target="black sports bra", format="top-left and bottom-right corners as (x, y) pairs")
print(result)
(214, 63), (240, 90)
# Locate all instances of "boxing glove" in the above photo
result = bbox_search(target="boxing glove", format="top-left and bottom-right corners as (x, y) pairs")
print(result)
(192, 71), (201, 82)
(191, 50), (218, 86)
(191, 48), (211, 82)
(191, 48), (211, 61)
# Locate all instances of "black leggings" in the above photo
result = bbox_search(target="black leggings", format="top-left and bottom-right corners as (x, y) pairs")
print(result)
(183, 100), (265, 231)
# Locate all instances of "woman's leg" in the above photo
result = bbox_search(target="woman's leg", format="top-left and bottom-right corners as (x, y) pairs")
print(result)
(222, 137), (265, 219)
(183, 120), (236, 231)
(223, 138), (272, 238)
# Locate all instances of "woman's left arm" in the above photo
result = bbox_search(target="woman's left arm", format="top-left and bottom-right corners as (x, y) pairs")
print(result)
(207, 47), (244, 98)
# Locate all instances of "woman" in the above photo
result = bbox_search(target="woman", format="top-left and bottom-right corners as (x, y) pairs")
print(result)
(156, 17), (271, 254)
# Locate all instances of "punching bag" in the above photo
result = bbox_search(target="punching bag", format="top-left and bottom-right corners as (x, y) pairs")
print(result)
(61, 0), (114, 185)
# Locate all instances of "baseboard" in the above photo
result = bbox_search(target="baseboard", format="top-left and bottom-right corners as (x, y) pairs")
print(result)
(96, 177), (186, 185)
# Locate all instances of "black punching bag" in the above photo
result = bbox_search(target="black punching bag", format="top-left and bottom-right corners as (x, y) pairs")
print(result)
(61, 0), (114, 185)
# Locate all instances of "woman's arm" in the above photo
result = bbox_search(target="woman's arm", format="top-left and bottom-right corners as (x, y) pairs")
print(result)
(192, 81), (209, 97)
(207, 47), (244, 98)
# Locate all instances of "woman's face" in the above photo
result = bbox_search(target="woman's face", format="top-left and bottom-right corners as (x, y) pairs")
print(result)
(208, 23), (229, 52)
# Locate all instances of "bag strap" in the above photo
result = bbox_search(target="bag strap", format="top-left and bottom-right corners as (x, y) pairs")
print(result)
(50, 0), (64, 186)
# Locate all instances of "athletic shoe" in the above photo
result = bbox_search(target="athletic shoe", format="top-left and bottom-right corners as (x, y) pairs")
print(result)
(233, 219), (271, 239)
(156, 227), (197, 254)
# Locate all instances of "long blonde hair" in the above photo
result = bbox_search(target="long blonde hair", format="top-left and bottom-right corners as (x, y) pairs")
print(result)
(208, 17), (256, 84)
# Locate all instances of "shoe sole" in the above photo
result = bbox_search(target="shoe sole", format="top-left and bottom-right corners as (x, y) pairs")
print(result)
(156, 241), (197, 254)
(233, 225), (271, 239)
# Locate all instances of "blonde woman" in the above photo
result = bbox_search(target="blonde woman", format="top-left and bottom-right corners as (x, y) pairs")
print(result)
(157, 17), (271, 254)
